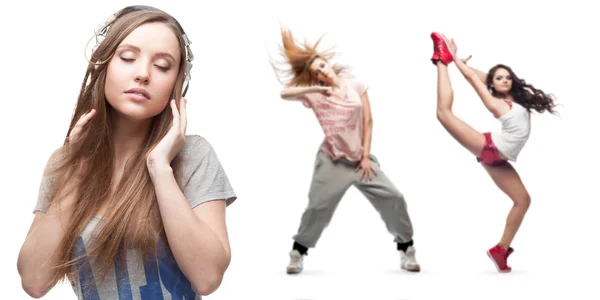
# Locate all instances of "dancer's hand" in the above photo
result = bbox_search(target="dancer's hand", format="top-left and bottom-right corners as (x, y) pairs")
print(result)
(356, 157), (377, 181)
(461, 55), (472, 64)
(66, 109), (96, 146)
(65, 109), (96, 176)
(147, 98), (187, 168)
(444, 34), (458, 57)
(445, 36), (471, 64)
(319, 86), (333, 96)
(450, 40), (457, 56)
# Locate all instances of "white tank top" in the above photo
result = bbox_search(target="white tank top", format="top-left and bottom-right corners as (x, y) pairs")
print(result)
(490, 101), (531, 161)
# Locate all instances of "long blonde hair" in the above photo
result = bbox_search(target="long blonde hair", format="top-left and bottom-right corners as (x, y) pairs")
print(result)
(46, 7), (188, 284)
(272, 27), (350, 87)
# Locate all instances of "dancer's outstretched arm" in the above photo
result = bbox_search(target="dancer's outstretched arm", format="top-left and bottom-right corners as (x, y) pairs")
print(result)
(280, 85), (330, 100)
(461, 56), (488, 84)
(447, 38), (509, 118)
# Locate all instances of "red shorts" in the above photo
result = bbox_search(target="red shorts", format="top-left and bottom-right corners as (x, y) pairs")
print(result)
(476, 132), (508, 166)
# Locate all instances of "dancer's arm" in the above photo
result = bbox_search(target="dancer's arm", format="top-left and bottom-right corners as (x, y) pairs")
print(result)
(18, 203), (70, 298)
(360, 92), (373, 160)
(462, 57), (488, 84)
(149, 163), (230, 296)
(455, 60), (504, 118)
(449, 40), (507, 118)
(18, 149), (80, 298)
(469, 67), (487, 84)
(280, 85), (330, 100)
(355, 89), (376, 181)
(470, 68), (487, 84)
(19, 111), (96, 298)
(147, 100), (232, 296)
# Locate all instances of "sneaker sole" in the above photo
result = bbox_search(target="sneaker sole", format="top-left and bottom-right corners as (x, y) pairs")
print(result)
(286, 267), (302, 274)
(401, 263), (421, 272)
(486, 250), (511, 273)
(402, 266), (421, 272)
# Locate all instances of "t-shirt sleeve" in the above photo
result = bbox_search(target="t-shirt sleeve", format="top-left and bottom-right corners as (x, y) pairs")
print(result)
(180, 136), (237, 208)
(33, 149), (62, 214)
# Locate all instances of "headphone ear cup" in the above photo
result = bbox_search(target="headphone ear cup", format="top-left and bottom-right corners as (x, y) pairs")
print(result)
(182, 83), (189, 97)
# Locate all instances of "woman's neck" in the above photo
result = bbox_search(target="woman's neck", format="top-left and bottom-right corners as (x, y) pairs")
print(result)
(329, 74), (343, 88)
(495, 92), (514, 101)
(111, 113), (152, 164)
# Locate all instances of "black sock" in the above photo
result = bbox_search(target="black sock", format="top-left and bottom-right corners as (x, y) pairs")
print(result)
(293, 241), (308, 256)
(397, 240), (414, 252)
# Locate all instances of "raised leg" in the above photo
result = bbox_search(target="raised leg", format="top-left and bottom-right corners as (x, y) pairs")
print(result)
(435, 61), (486, 157)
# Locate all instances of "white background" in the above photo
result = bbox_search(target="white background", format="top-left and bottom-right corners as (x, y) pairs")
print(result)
(1, 0), (598, 299)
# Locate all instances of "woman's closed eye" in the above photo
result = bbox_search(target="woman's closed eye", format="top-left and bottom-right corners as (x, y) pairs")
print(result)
(119, 57), (170, 72)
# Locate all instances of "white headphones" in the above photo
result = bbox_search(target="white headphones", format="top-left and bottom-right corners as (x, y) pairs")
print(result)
(92, 6), (194, 96)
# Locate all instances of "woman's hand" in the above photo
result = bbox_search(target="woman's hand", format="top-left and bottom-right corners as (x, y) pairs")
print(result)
(445, 34), (458, 57)
(446, 36), (473, 65)
(356, 157), (377, 182)
(147, 98), (187, 168)
(319, 86), (333, 96)
(461, 55), (472, 64)
(66, 109), (96, 145)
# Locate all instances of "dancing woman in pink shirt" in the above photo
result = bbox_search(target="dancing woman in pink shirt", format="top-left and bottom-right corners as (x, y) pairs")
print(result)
(273, 27), (419, 274)
(430, 32), (558, 272)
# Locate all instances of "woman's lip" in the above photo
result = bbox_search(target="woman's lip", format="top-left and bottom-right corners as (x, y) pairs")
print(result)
(124, 88), (150, 99)
(125, 93), (149, 102)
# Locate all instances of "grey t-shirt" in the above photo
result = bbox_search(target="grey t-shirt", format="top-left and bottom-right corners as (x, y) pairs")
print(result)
(34, 135), (237, 300)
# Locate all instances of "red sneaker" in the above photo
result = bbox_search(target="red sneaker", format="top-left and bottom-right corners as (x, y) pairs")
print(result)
(507, 247), (514, 258)
(487, 244), (512, 273)
(430, 32), (454, 65)
(506, 246), (515, 266)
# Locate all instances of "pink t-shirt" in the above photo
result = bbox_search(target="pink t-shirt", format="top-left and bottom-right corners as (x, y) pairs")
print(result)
(299, 79), (368, 162)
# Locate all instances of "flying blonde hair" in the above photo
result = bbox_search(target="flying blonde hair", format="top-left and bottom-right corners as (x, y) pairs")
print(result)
(271, 26), (350, 87)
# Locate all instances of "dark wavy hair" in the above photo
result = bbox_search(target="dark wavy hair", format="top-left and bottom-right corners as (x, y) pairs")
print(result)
(486, 64), (558, 115)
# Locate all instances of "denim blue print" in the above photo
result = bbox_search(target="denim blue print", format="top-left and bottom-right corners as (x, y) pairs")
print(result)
(74, 237), (100, 300)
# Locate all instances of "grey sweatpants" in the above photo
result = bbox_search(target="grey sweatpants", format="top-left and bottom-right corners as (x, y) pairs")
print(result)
(293, 150), (414, 248)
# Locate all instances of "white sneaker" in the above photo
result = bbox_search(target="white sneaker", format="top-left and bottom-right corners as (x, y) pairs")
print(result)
(400, 246), (421, 272)
(286, 250), (304, 274)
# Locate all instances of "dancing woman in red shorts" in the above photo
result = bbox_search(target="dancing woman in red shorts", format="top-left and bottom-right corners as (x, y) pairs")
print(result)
(430, 32), (558, 272)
